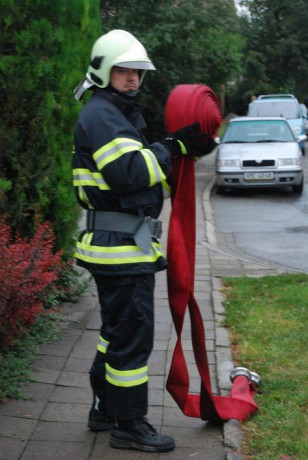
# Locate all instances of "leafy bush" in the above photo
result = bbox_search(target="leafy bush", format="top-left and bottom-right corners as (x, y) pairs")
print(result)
(0, 216), (63, 351)
(44, 262), (91, 309)
(0, 0), (101, 254)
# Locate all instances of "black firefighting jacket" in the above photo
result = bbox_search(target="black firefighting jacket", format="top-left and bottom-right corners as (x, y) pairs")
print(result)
(73, 87), (172, 275)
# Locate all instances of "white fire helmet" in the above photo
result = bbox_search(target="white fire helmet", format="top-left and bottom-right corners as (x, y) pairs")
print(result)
(74, 29), (155, 100)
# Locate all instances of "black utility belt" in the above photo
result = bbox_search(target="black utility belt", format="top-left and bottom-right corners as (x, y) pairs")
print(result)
(86, 210), (162, 254)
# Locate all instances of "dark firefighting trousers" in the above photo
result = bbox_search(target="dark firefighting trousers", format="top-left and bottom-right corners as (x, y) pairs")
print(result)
(90, 273), (155, 420)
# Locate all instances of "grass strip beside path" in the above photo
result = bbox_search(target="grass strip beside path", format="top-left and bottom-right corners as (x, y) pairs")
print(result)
(222, 273), (308, 460)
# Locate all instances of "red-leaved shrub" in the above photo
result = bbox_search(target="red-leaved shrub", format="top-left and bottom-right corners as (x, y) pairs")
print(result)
(0, 216), (63, 351)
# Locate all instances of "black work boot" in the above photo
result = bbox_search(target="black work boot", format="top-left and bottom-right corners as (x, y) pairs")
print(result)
(88, 395), (114, 432)
(110, 417), (175, 452)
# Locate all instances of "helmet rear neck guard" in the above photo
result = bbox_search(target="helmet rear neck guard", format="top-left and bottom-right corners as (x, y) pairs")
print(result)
(74, 77), (94, 101)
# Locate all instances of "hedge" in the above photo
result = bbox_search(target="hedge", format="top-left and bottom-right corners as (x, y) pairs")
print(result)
(0, 0), (102, 253)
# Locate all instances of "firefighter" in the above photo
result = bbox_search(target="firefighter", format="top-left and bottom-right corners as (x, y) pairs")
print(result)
(73, 29), (215, 452)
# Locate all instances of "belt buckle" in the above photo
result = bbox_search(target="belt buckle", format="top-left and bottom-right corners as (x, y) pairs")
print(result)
(147, 217), (162, 239)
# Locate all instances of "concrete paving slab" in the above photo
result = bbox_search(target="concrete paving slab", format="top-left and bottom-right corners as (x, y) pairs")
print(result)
(37, 343), (73, 358)
(5, 382), (54, 402)
(91, 438), (159, 459)
(31, 368), (61, 385)
(31, 421), (93, 441)
(0, 436), (26, 460)
(20, 440), (92, 460)
(63, 356), (92, 373)
(56, 370), (88, 388)
(85, 310), (101, 330)
(49, 386), (91, 404)
(0, 415), (37, 438)
(0, 399), (45, 419)
(32, 355), (66, 371)
(40, 402), (89, 422)
(166, 424), (224, 449)
(148, 389), (164, 406)
(153, 339), (169, 351)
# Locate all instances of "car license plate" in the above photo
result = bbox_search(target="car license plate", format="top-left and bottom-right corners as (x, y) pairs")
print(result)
(244, 172), (274, 181)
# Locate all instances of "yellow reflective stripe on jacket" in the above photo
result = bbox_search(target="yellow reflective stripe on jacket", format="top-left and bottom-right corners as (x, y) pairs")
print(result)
(97, 335), (110, 354)
(161, 179), (171, 199)
(141, 149), (167, 186)
(93, 138), (142, 170)
(178, 139), (187, 154)
(77, 185), (92, 207)
(105, 363), (148, 387)
(82, 231), (93, 246)
(73, 168), (111, 190)
(75, 236), (164, 265)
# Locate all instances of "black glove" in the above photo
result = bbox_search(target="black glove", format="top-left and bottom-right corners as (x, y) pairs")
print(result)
(161, 123), (217, 157)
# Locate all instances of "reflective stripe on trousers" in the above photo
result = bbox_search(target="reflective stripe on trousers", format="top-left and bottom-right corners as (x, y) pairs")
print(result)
(90, 273), (155, 420)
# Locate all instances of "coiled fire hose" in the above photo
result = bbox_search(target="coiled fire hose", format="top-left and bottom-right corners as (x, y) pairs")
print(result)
(165, 84), (259, 421)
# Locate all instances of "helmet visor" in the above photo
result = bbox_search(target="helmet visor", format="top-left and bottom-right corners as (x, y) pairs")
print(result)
(116, 61), (156, 71)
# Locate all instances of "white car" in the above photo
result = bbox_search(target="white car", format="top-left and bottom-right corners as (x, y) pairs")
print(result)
(248, 94), (306, 156)
(216, 117), (306, 194)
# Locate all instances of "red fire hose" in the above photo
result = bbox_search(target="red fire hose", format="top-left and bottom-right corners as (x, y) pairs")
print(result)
(165, 84), (259, 421)
(165, 84), (222, 135)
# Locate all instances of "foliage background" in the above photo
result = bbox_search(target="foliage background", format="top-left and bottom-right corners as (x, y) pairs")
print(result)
(0, 0), (307, 253)
(234, 0), (308, 113)
(99, 0), (244, 140)
(0, 0), (101, 252)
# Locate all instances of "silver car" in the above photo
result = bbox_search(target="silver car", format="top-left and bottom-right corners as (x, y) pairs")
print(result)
(300, 103), (308, 134)
(215, 117), (305, 194)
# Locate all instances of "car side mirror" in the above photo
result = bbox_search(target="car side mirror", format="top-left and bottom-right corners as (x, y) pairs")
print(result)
(297, 134), (307, 143)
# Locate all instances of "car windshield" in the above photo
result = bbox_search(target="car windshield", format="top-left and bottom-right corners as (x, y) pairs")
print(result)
(249, 101), (300, 119)
(222, 120), (295, 143)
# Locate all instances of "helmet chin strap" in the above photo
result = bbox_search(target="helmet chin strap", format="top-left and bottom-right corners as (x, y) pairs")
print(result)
(124, 90), (139, 97)
(107, 84), (139, 98)
(74, 79), (139, 101)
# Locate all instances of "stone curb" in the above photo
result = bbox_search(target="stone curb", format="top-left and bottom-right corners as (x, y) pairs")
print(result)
(202, 171), (244, 460)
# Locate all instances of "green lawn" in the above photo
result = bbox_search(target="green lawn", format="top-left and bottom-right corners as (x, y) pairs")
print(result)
(222, 273), (308, 460)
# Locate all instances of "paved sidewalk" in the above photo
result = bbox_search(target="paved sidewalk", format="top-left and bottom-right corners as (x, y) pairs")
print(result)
(0, 153), (289, 460)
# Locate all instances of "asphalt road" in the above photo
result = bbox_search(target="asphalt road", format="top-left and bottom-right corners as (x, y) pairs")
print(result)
(202, 143), (308, 273)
